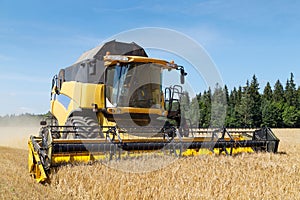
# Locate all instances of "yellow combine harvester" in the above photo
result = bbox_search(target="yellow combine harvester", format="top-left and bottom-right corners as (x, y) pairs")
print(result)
(28, 40), (280, 183)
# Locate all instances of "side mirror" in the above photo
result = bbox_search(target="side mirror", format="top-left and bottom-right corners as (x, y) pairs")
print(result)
(40, 121), (47, 126)
(180, 73), (185, 84)
(180, 68), (187, 84)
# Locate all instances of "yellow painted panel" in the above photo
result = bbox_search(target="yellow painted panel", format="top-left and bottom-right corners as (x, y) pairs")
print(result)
(60, 81), (82, 105)
(67, 99), (80, 115)
(80, 83), (105, 108)
(50, 100), (67, 126)
(94, 84), (105, 108)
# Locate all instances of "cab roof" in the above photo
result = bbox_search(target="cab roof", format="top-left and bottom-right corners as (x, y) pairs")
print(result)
(74, 40), (148, 64)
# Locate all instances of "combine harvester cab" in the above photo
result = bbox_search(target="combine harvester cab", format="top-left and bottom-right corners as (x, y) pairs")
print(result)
(28, 40), (280, 183)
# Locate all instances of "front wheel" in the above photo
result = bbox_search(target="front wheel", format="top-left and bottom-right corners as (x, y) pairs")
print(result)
(62, 115), (104, 139)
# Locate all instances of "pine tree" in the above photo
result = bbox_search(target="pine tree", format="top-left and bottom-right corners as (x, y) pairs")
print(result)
(198, 89), (211, 128)
(237, 86), (242, 105)
(261, 82), (275, 127)
(189, 97), (200, 126)
(225, 88), (234, 127)
(282, 73), (299, 127)
(230, 87), (237, 105)
(262, 82), (273, 101)
(282, 105), (300, 127)
(224, 85), (230, 104)
(297, 86), (300, 110)
(237, 80), (253, 127)
(180, 91), (193, 126)
(225, 87), (240, 127)
(270, 79), (285, 127)
(297, 87), (300, 127)
(210, 84), (227, 127)
(273, 80), (284, 102)
(232, 86), (242, 127)
(262, 101), (283, 127)
(249, 75), (262, 127)
(284, 73), (297, 107)
(235, 76), (262, 127)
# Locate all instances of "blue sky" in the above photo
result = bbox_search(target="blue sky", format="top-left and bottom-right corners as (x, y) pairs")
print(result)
(0, 0), (299, 115)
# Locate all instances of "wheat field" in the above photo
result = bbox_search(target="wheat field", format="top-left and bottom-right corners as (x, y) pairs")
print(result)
(0, 128), (299, 200)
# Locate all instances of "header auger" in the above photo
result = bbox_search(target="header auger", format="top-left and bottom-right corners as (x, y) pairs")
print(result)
(28, 40), (279, 183)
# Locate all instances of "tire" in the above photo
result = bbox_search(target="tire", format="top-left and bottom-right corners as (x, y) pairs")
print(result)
(62, 115), (104, 139)
(50, 116), (60, 139)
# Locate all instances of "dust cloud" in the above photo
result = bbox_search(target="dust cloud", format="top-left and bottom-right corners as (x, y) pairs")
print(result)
(0, 126), (40, 150)
(0, 115), (41, 149)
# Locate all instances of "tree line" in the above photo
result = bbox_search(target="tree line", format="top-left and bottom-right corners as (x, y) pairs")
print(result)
(185, 73), (300, 128)
(0, 113), (44, 126)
